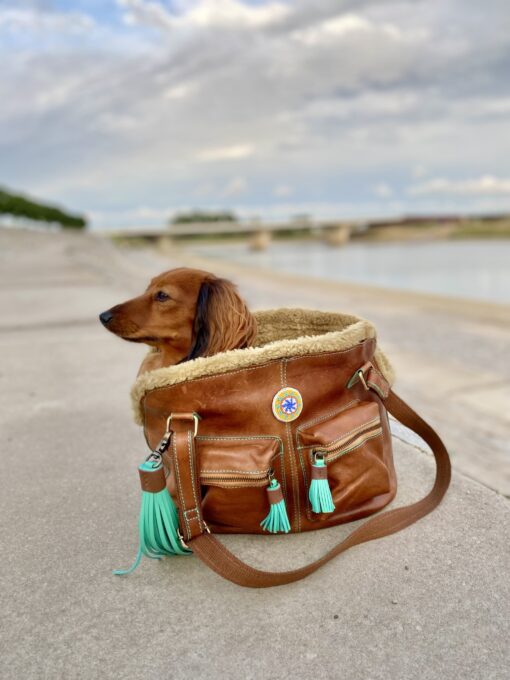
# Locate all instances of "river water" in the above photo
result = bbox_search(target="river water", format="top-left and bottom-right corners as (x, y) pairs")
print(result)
(190, 239), (510, 304)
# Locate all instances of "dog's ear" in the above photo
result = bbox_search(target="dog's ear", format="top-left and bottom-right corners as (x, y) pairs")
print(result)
(184, 278), (257, 360)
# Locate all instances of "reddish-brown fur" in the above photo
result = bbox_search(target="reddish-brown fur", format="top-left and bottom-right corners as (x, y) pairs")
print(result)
(99, 268), (257, 373)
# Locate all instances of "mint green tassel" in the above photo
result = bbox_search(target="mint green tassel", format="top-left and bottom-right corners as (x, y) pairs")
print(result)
(114, 460), (191, 575)
(309, 457), (335, 514)
(260, 478), (291, 534)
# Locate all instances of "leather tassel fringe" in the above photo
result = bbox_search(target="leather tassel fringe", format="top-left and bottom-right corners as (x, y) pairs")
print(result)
(309, 457), (335, 514)
(114, 459), (191, 575)
(260, 478), (291, 534)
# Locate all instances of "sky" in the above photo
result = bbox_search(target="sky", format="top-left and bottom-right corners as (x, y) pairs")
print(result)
(1, 0), (510, 229)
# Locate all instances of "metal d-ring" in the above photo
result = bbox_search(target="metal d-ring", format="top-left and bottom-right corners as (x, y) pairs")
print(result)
(166, 412), (201, 437)
(347, 368), (369, 391)
(357, 369), (369, 391)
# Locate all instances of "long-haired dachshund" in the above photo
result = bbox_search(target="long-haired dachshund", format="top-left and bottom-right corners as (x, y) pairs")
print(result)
(99, 267), (257, 373)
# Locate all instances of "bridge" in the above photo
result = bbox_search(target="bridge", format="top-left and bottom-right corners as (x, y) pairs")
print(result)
(106, 218), (363, 250)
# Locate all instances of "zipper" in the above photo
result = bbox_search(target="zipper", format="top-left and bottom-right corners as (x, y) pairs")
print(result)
(196, 435), (283, 488)
(199, 469), (271, 488)
(313, 420), (383, 465)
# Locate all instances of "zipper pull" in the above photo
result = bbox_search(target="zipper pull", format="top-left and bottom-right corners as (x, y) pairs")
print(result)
(309, 453), (335, 514)
(260, 470), (291, 534)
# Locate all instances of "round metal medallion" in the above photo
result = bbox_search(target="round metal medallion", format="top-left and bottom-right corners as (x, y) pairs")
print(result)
(272, 387), (303, 422)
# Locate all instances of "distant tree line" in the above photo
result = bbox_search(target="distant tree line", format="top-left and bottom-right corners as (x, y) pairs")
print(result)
(171, 210), (237, 224)
(0, 187), (87, 229)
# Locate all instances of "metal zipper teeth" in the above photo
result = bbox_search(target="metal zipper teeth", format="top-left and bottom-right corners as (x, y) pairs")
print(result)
(317, 426), (384, 464)
(199, 472), (269, 488)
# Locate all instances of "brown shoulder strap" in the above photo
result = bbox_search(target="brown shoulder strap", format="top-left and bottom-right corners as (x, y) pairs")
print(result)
(188, 390), (451, 587)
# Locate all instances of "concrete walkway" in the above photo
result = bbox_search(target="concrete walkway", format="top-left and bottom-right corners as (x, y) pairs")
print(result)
(0, 229), (508, 680)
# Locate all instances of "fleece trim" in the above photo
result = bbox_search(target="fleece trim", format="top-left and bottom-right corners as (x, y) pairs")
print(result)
(131, 308), (394, 425)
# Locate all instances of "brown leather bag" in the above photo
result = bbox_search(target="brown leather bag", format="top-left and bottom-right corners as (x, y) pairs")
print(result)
(130, 309), (451, 587)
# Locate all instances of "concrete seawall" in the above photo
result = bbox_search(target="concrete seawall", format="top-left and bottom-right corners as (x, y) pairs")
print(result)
(0, 229), (508, 680)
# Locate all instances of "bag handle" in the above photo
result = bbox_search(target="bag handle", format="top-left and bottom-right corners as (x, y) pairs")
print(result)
(186, 387), (451, 588)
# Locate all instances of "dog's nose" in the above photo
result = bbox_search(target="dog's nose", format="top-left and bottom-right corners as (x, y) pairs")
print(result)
(99, 310), (114, 325)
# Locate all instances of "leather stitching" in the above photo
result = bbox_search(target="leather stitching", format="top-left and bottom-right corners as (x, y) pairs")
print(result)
(295, 436), (310, 521)
(285, 425), (299, 530)
(187, 430), (203, 532)
(172, 436), (189, 537)
(297, 416), (381, 451)
(197, 433), (286, 500)
(197, 435), (282, 442)
(202, 484), (267, 489)
(144, 344), (376, 396)
(196, 435), (285, 485)
(320, 429), (383, 464)
(296, 398), (360, 520)
(142, 345), (378, 451)
(201, 469), (271, 475)
(281, 359), (300, 532)
(296, 399), (360, 433)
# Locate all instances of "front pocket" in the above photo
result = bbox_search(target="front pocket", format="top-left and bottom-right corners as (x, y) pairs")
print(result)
(298, 401), (391, 517)
(195, 436), (286, 532)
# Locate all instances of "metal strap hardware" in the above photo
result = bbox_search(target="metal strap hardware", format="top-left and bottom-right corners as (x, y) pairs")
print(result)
(166, 412), (201, 437)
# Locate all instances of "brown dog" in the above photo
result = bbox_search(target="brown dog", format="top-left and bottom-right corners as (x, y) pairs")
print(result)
(99, 267), (256, 373)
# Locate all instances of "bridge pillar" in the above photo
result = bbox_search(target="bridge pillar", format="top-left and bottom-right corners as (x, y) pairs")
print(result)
(322, 224), (351, 247)
(249, 229), (271, 251)
(157, 235), (175, 254)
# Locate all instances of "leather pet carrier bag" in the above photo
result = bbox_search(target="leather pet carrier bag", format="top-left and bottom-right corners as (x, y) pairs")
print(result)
(116, 309), (451, 587)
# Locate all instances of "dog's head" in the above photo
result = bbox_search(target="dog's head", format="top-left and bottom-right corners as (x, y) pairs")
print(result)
(99, 267), (256, 364)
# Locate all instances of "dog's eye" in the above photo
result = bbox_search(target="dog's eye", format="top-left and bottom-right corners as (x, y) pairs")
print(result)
(154, 291), (170, 302)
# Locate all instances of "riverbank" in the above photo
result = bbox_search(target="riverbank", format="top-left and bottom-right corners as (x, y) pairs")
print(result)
(109, 214), (510, 247)
(358, 217), (510, 241)
(183, 238), (510, 305)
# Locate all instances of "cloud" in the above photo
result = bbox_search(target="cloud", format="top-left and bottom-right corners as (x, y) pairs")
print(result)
(119, 0), (176, 30)
(89, 205), (175, 227)
(0, 7), (95, 34)
(118, 0), (290, 31)
(222, 176), (248, 197)
(196, 144), (255, 162)
(373, 183), (393, 199)
(274, 184), (294, 198)
(410, 176), (510, 196)
(164, 82), (197, 99)
(2, 0), (510, 227)
(291, 13), (425, 47)
(412, 164), (428, 179)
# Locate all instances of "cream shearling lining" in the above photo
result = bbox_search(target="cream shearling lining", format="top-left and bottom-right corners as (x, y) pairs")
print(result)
(131, 308), (394, 425)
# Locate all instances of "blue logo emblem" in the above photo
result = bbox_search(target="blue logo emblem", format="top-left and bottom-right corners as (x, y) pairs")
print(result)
(282, 397), (298, 414)
(272, 387), (303, 422)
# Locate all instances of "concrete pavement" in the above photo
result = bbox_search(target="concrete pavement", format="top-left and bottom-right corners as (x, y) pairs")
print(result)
(0, 229), (508, 680)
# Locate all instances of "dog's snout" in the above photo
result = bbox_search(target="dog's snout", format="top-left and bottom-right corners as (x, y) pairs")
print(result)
(99, 310), (114, 326)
